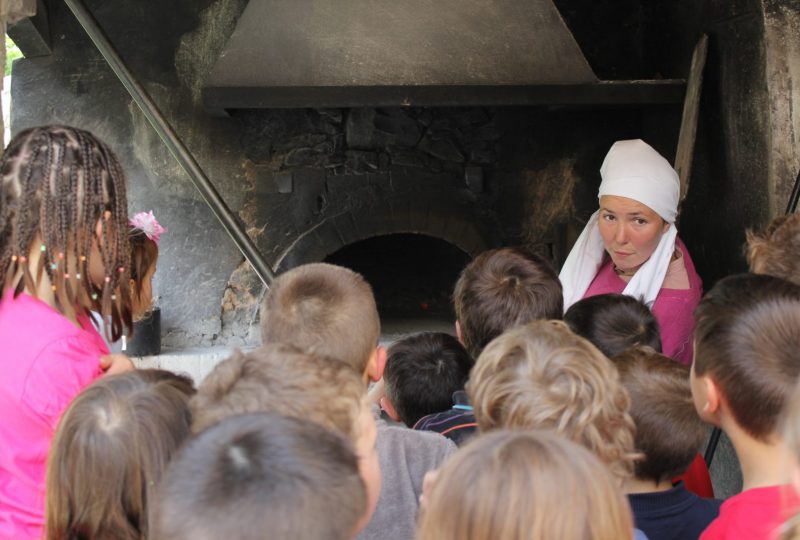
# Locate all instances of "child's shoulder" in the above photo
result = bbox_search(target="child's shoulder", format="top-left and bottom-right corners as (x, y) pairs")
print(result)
(701, 486), (796, 540)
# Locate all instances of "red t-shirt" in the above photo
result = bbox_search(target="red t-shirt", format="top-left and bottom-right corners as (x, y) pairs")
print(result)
(700, 485), (799, 540)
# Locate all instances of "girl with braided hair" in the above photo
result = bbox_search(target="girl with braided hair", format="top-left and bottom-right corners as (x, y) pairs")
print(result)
(0, 126), (136, 540)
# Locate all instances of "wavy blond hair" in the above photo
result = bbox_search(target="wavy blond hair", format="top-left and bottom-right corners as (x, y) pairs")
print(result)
(467, 320), (637, 482)
(190, 343), (366, 445)
(746, 213), (800, 286)
(417, 430), (634, 540)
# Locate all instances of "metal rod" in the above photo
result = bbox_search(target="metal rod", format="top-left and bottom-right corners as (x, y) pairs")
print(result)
(63, 0), (275, 287)
(703, 427), (722, 467)
(786, 168), (800, 215)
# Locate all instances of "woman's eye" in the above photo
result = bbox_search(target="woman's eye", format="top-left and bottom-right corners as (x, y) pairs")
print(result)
(602, 213), (615, 221)
(634, 218), (648, 226)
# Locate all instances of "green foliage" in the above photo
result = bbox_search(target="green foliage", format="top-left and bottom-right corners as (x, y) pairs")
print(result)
(5, 36), (23, 77)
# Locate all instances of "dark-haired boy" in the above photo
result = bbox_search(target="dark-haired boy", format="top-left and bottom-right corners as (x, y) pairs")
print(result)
(380, 332), (474, 445)
(453, 247), (563, 359)
(614, 347), (721, 540)
(414, 248), (563, 444)
(564, 293), (662, 358)
(691, 274), (800, 539)
(152, 414), (369, 540)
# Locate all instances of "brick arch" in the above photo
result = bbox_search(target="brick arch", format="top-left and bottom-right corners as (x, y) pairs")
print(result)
(274, 199), (496, 273)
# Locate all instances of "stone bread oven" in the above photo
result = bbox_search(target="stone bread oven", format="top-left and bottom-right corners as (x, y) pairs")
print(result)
(8, 0), (799, 347)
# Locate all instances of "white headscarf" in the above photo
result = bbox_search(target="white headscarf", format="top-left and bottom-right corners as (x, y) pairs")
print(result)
(560, 139), (680, 309)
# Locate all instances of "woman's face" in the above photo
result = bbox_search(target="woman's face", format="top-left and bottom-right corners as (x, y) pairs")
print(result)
(598, 195), (670, 272)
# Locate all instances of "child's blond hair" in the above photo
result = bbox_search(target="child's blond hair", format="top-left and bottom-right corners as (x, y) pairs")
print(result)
(190, 343), (366, 444)
(746, 213), (800, 286)
(260, 263), (380, 374)
(467, 320), (637, 482)
(417, 430), (634, 540)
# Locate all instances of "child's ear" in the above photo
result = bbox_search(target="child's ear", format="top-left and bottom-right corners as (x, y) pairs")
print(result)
(697, 375), (723, 425)
(455, 320), (464, 344)
(366, 346), (387, 383)
(380, 396), (401, 423)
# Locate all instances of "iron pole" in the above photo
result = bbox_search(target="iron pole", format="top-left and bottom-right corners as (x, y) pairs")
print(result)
(63, 0), (276, 286)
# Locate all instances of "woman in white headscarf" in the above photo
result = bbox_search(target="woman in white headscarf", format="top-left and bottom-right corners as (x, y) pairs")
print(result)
(559, 139), (702, 365)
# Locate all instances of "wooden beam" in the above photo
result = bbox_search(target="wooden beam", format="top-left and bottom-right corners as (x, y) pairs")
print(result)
(6, 0), (51, 57)
(202, 80), (687, 112)
(675, 35), (709, 204)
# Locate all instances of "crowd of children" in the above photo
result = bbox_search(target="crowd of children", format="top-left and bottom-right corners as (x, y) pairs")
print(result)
(1, 125), (800, 540)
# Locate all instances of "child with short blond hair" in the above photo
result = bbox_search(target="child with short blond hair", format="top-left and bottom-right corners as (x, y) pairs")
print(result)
(190, 341), (379, 534)
(467, 320), (637, 482)
(259, 263), (456, 540)
(260, 262), (383, 380)
(418, 430), (635, 540)
(692, 274), (800, 539)
(746, 213), (800, 286)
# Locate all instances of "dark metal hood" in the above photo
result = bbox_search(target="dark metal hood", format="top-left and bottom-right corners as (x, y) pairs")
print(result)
(202, 0), (684, 111)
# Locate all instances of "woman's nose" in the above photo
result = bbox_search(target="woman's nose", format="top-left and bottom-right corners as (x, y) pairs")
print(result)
(615, 224), (628, 244)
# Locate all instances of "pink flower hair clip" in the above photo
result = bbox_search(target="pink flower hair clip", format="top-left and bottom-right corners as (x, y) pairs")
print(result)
(129, 211), (167, 245)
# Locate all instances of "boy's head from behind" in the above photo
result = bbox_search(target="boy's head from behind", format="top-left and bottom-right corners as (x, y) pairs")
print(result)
(564, 293), (661, 358)
(613, 347), (706, 483)
(45, 370), (195, 540)
(746, 213), (800, 286)
(189, 343), (379, 528)
(417, 430), (633, 540)
(260, 262), (383, 380)
(382, 332), (473, 427)
(692, 273), (800, 441)
(467, 320), (636, 482)
(152, 414), (367, 540)
(454, 247), (563, 358)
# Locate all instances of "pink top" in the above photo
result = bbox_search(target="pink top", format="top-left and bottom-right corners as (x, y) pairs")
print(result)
(700, 485), (798, 540)
(583, 237), (703, 365)
(0, 291), (107, 540)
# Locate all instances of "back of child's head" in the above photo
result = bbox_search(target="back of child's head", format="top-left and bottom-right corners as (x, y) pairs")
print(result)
(564, 293), (661, 358)
(45, 369), (194, 540)
(0, 125), (132, 340)
(782, 380), (800, 540)
(152, 413), (367, 540)
(383, 332), (472, 426)
(467, 320), (636, 482)
(417, 430), (634, 540)
(190, 342), (366, 439)
(746, 213), (800, 286)
(260, 262), (380, 374)
(454, 247), (563, 358)
(694, 273), (800, 440)
(612, 346), (706, 482)
(127, 211), (164, 317)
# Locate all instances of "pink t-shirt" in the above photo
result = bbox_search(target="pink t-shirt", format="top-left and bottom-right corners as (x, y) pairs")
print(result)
(700, 485), (799, 540)
(583, 237), (702, 365)
(0, 291), (107, 540)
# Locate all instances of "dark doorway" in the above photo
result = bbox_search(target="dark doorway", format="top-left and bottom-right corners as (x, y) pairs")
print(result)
(324, 233), (471, 334)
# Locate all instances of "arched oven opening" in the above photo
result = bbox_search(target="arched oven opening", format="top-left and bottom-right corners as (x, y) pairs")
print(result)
(323, 233), (471, 336)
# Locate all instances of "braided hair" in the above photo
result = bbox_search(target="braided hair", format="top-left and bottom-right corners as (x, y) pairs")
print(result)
(0, 126), (132, 341)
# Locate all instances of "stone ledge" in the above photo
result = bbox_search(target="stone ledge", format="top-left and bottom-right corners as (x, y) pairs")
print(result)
(132, 346), (248, 385)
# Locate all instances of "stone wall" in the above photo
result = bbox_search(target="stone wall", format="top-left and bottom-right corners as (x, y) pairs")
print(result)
(9, 0), (798, 347)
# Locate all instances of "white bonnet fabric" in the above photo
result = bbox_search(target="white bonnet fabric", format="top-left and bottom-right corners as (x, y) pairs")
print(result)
(598, 139), (680, 223)
(559, 139), (680, 309)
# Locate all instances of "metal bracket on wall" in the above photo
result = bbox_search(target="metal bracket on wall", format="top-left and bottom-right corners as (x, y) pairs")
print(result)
(61, 0), (276, 287)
